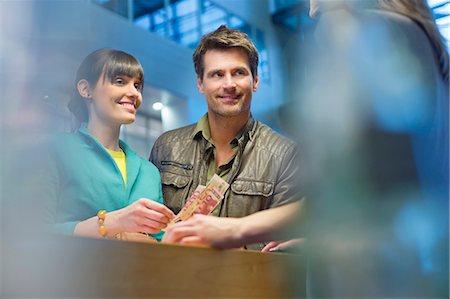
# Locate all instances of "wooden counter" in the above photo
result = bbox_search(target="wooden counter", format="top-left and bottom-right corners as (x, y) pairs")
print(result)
(3, 234), (306, 298)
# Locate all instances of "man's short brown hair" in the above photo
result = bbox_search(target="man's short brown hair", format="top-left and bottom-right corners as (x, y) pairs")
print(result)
(193, 25), (259, 81)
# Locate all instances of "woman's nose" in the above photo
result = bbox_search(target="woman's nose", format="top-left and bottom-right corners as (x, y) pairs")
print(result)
(127, 83), (140, 96)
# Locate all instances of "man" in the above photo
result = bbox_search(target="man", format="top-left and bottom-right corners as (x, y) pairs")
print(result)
(150, 25), (301, 250)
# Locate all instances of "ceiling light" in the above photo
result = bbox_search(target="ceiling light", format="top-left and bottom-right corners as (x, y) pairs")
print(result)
(152, 102), (164, 111)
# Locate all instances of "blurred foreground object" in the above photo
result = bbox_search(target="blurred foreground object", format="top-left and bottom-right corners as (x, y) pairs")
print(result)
(295, 3), (448, 298)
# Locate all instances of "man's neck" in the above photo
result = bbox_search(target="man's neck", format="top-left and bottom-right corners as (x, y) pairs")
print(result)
(207, 112), (249, 149)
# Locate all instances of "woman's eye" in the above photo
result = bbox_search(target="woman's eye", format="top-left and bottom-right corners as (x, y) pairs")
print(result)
(134, 83), (142, 91)
(114, 78), (124, 85)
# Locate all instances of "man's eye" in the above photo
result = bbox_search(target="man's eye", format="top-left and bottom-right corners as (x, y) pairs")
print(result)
(212, 72), (223, 78)
(235, 69), (246, 76)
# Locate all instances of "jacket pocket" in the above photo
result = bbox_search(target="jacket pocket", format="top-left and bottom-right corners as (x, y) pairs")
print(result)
(160, 171), (190, 188)
(226, 179), (274, 218)
(231, 179), (273, 197)
(159, 162), (192, 214)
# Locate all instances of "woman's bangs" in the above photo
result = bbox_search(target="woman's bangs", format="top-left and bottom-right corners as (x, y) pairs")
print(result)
(104, 55), (144, 82)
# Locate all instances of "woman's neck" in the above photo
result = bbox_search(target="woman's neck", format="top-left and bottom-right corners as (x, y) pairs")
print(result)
(87, 120), (121, 151)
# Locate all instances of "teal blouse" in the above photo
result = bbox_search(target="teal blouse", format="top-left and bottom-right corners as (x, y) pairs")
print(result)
(45, 126), (164, 240)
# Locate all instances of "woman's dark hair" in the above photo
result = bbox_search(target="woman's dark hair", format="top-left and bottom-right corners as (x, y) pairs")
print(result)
(376, 0), (449, 82)
(68, 48), (144, 125)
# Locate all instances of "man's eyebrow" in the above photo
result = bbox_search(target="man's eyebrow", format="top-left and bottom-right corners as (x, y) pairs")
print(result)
(234, 66), (249, 72)
(206, 68), (222, 75)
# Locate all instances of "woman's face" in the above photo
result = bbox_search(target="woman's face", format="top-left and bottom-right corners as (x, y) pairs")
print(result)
(87, 72), (143, 128)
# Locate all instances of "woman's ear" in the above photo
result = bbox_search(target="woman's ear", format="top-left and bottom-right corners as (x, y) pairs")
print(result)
(77, 79), (92, 99)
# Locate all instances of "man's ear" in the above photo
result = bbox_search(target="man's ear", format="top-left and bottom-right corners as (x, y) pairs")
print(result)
(197, 77), (205, 94)
(253, 75), (259, 92)
(77, 79), (92, 99)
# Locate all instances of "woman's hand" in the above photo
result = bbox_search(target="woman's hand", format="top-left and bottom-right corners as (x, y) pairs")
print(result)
(108, 198), (175, 235)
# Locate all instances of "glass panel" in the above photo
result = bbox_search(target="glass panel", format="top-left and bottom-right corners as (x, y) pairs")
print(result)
(152, 10), (166, 25)
(201, 2), (227, 25)
(229, 16), (244, 28)
(92, 0), (128, 18)
(127, 0), (271, 81)
(177, 13), (198, 32)
(180, 30), (200, 48)
(135, 14), (150, 30)
(175, 0), (198, 16)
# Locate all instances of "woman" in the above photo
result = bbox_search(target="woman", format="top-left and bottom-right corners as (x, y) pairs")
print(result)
(46, 48), (174, 240)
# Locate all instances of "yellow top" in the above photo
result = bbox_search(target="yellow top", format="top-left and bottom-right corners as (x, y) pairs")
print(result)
(107, 148), (127, 185)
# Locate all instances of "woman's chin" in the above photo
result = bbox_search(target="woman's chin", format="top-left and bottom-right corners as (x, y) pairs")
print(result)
(121, 117), (136, 125)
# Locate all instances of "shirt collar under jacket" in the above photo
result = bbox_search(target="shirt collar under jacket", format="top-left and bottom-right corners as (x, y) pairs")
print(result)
(192, 113), (256, 148)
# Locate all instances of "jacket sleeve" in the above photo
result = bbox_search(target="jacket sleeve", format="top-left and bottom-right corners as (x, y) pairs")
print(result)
(148, 167), (165, 241)
(149, 136), (161, 168)
(270, 143), (303, 208)
(41, 143), (80, 235)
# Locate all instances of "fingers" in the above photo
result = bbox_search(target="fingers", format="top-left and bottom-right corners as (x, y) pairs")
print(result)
(261, 238), (305, 253)
(162, 225), (197, 243)
(178, 236), (209, 247)
(261, 241), (280, 253)
(116, 199), (175, 234)
(140, 198), (175, 219)
(140, 208), (172, 225)
(138, 218), (169, 234)
(133, 198), (175, 227)
(163, 230), (209, 247)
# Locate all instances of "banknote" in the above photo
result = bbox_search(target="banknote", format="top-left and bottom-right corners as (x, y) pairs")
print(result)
(170, 185), (205, 224)
(166, 174), (229, 227)
(194, 187), (222, 216)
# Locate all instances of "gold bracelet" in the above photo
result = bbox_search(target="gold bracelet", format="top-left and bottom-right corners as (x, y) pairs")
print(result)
(97, 210), (107, 237)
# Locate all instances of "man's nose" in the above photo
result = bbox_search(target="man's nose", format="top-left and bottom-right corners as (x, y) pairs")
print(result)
(222, 74), (237, 89)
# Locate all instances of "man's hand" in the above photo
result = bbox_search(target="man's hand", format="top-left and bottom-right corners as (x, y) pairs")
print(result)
(162, 214), (244, 249)
(261, 238), (305, 253)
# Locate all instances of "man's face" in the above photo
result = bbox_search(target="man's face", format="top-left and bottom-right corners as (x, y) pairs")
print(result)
(197, 48), (258, 119)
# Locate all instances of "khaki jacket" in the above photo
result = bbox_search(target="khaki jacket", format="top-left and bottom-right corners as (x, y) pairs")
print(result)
(150, 117), (300, 250)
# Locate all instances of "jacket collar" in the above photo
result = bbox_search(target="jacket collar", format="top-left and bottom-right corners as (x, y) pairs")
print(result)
(78, 124), (135, 156)
(192, 113), (256, 146)
(78, 124), (141, 191)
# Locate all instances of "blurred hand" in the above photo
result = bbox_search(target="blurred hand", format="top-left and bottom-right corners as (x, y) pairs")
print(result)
(261, 238), (305, 253)
(114, 232), (158, 244)
(162, 214), (243, 249)
(109, 198), (175, 235)
(309, 0), (319, 18)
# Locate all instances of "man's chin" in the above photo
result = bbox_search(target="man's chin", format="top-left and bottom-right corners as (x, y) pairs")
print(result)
(214, 109), (248, 118)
